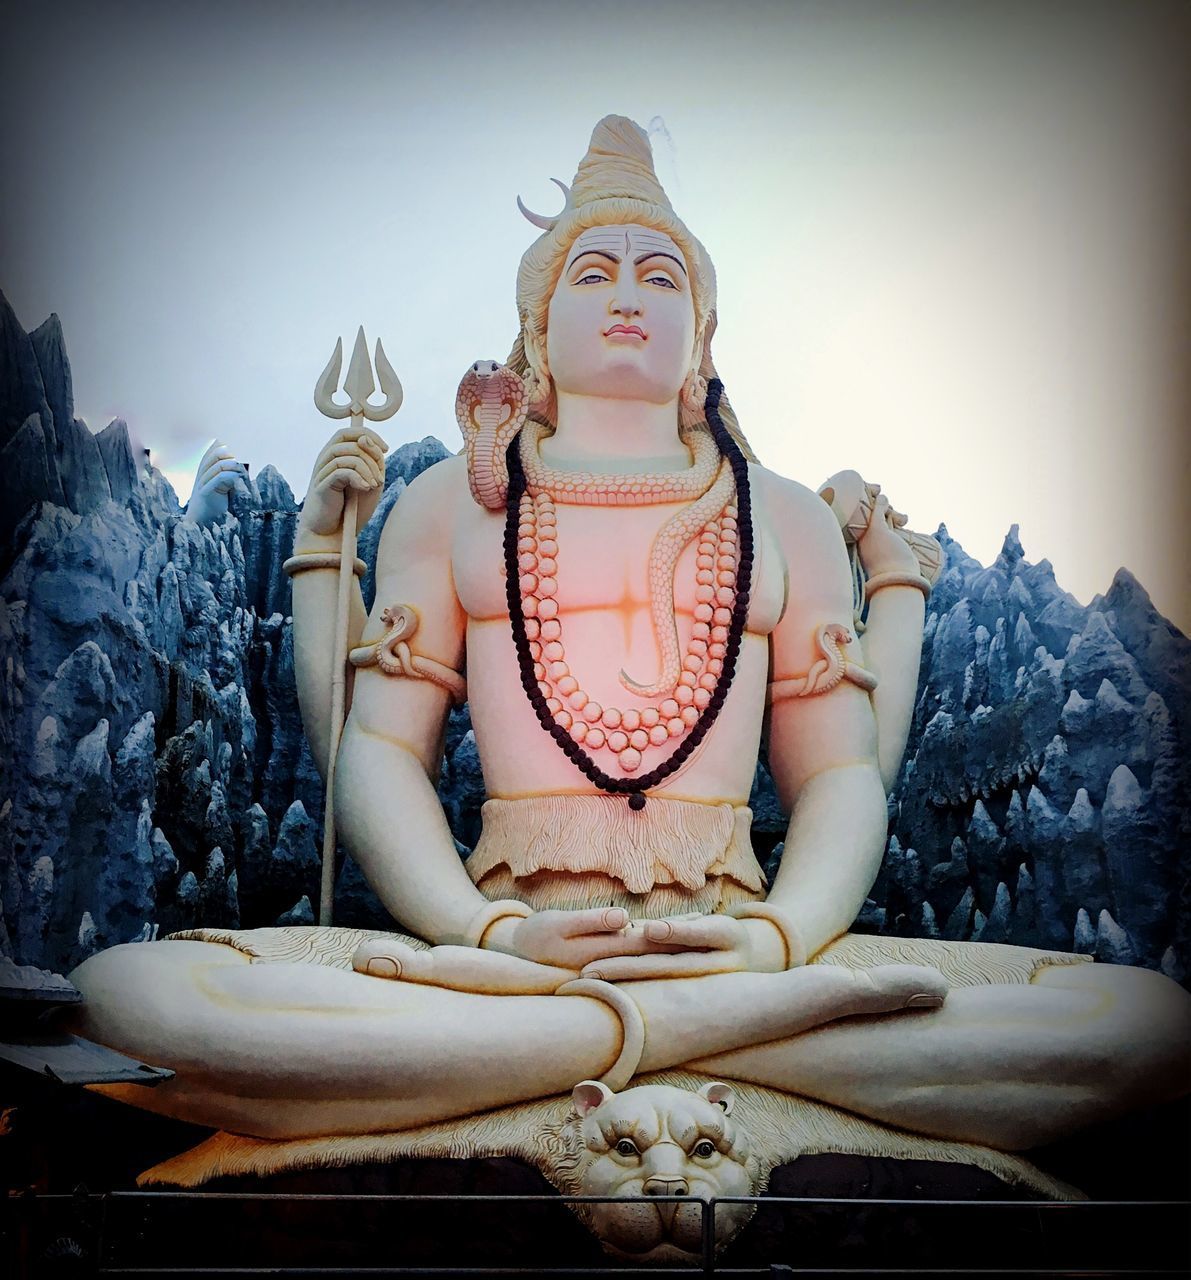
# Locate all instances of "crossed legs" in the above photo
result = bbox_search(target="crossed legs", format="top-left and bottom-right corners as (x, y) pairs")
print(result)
(69, 939), (1190, 1149)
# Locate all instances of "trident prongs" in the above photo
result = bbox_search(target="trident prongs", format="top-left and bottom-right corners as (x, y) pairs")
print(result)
(314, 326), (403, 423)
(342, 326), (375, 413)
(371, 337), (403, 419)
(314, 337), (350, 420)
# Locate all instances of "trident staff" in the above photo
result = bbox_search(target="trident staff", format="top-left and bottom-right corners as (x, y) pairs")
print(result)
(310, 327), (402, 924)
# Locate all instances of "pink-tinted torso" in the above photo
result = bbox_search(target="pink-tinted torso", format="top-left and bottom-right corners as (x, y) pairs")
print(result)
(452, 467), (787, 804)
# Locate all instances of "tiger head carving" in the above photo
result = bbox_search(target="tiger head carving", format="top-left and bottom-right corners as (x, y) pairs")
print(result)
(570, 1079), (760, 1263)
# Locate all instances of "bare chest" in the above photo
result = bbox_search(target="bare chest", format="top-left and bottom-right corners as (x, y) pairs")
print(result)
(452, 501), (787, 635)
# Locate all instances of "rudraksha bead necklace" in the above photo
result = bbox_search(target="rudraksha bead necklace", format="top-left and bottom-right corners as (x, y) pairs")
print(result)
(503, 379), (753, 809)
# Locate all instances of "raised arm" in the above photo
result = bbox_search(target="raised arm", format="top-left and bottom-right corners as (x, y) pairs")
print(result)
(851, 492), (928, 790)
(762, 473), (891, 961)
(330, 457), (491, 944)
(291, 427), (387, 777)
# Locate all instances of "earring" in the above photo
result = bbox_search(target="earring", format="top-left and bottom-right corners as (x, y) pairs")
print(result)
(523, 363), (553, 412)
(521, 327), (553, 413)
(680, 369), (708, 412)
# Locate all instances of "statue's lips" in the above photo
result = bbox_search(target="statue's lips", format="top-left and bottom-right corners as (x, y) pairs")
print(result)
(604, 325), (647, 341)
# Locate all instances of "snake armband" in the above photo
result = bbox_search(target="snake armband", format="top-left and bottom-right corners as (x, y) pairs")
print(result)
(768, 622), (878, 703)
(349, 604), (466, 704)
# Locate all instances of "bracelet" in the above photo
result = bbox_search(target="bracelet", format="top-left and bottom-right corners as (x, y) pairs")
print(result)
(864, 570), (931, 598)
(727, 901), (807, 969)
(555, 978), (646, 1092)
(283, 552), (367, 578)
(461, 898), (534, 950)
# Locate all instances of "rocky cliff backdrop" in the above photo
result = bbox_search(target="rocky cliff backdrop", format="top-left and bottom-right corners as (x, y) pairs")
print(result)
(2, 294), (1187, 981)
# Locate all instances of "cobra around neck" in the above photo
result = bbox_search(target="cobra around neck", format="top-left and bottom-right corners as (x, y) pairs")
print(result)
(542, 392), (690, 471)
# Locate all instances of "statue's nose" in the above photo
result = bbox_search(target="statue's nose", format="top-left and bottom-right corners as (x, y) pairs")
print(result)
(609, 279), (643, 317)
(643, 1174), (689, 1196)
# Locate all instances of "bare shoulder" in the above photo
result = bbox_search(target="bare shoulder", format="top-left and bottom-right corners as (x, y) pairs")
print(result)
(752, 463), (848, 564)
(751, 463), (853, 636)
(377, 454), (468, 561)
(389, 452), (469, 518)
(365, 454), (469, 647)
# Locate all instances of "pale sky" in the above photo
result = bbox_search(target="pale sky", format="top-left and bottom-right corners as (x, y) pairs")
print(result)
(2, 0), (1188, 631)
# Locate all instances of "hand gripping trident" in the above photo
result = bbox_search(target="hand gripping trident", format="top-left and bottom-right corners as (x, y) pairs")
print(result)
(313, 326), (403, 925)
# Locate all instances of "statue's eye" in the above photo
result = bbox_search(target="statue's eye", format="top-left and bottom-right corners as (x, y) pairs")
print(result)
(615, 1138), (638, 1157)
(693, 1140), (716, 1159)
(645, 274), (678, 290)
(576, 272), (609, 285)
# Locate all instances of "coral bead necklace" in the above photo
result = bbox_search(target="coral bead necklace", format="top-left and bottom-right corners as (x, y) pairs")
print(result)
(517, 490), (739, 773)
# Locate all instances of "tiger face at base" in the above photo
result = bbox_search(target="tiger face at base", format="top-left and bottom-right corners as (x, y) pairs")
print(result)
(571, 1079), (759, 1263)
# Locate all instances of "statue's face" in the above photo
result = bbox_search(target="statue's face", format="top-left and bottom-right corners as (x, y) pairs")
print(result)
(546, 223), (696, 405)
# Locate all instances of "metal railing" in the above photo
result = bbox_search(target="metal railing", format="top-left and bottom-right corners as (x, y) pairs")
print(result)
(4, 1189), (1189, 1277)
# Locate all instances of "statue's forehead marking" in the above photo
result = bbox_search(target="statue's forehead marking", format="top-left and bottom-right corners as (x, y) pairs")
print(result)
(628, 227), (682, 255)
(571, 228), (624, 250)
(569, 224), (684, 264)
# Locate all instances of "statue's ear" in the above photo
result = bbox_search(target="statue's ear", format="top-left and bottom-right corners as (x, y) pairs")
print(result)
(572, 1080), (614, 1116)
(698, 1081), (735, 1114)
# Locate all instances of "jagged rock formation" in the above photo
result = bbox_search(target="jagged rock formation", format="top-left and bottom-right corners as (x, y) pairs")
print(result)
(0, 294), (1186, 982)
(0, 292), (454, 971)
(874, 527), (1189, 976)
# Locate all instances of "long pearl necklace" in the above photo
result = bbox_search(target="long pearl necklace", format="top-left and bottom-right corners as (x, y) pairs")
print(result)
(504, 379), (755, 808)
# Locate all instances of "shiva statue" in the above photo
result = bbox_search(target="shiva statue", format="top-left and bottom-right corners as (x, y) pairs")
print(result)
(70, 119), (1188, 1239)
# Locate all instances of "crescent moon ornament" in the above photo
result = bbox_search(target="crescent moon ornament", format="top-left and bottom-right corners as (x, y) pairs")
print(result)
(516, 178), (573, 231)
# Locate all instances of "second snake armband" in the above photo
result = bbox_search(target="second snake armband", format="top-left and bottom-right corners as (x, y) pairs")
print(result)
(768, 622), (878, 704)
(348, 603), (467, 705)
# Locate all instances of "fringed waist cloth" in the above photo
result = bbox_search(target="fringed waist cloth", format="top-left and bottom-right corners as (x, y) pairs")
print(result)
(465, 794), (768, 918)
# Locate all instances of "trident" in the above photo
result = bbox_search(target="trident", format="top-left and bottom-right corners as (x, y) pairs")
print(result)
(313, 326), (403, 925)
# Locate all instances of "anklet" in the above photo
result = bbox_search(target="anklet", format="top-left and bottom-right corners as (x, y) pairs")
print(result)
(555, 978), (646, 1092)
